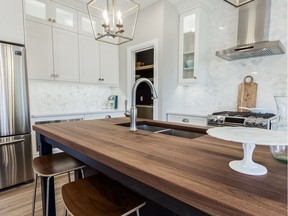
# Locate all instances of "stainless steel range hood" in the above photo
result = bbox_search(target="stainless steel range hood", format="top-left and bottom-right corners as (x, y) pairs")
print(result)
(216, 0), (286, 61)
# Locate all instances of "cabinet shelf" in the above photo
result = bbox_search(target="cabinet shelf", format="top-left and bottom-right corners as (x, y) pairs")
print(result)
(183, 67), (194, 71)
(183, 51), (195, 55)
(136, 64), (154, 71)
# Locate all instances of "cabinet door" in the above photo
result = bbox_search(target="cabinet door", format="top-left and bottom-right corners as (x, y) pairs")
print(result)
(179, 10), (197, 84)
(25, 0), (77, 32)
(25, 0), (50, 25)
(53, 28), (79, 82)
(51, 2), (78, 32)
(178, 8), (208, 84)
(0, 0), (25, 44)
(26, 21), (54, 80)
(79, 35), (101, 83)
(100, 43), (119, 86)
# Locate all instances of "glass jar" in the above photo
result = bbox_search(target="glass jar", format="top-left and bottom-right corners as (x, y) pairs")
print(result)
(269, 96), (287, 164)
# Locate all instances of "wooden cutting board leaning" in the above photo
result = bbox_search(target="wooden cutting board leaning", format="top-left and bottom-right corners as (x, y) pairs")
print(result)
(237, 76), (258, 112)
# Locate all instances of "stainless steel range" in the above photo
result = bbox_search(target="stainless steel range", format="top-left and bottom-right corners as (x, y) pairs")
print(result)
(207, 111), (276, 129)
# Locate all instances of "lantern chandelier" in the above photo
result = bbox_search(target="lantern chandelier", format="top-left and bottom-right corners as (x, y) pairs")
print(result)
(87, 0), (140, 45)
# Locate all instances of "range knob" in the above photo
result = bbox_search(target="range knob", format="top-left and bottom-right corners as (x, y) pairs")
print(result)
(259, 121), (267, 128)
(218, 117), (224, 123)
(213, 117), (218, 122)
(246, 120), (252, 126)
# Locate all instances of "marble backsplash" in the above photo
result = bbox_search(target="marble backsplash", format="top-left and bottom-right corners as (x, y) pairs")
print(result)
(29, 80), (116, 115)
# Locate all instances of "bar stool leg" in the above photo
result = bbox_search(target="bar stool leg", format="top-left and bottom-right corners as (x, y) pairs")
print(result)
(80, 169), (85, 179)
(67, 172), (71, 183)
(45, 176), (52, 216)
(136, 209), (140, 216)
(32, 173), (38, 216)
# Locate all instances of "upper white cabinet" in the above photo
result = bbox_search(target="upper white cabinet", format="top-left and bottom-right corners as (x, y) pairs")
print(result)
(178, 7), (208, 84)
(26, 20), (79, 81)
(53, 28), (79, 82)
(77, 12), (101, 37)
(79, 35), (101, 83)
(79, 35), (119, 86)
(100, 43), (119, 86)
(25, 1), (119, 85)
(0, 0), (25, 44)
(25, 0), (78, 32)
(26, 20), (53, 80)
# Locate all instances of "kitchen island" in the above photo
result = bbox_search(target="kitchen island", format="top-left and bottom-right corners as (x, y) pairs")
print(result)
(33, 118), (287, 216)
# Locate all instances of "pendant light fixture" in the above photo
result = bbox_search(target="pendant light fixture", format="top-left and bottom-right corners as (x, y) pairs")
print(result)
(87, 0), (140, 45)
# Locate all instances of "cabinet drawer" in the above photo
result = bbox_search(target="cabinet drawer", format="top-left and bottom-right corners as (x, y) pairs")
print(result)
(84, 112), (124, 120)
(167, 114), (207, 127)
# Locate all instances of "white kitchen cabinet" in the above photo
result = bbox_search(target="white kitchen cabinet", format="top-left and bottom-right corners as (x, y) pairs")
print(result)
(0, 0), (25, 44)
(167, 113), (207, 127)
(26, 20), (79, 81)
(53, 28), (79, 82)
(84, 111), (124, 120)
(178, 7), (208, 84)
(26, 20), (54, 80)
(79, 35), (101, 83)
(77, 12), (101, 37)
(100, 43), (119, 86)
(79, 35), (119, 85)
(25, 0), (77, 32)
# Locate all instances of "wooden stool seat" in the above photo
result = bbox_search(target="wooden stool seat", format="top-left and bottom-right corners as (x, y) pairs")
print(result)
(62, 174), (146, 216)
(33, 152), (85, 176)
(32, 152), (85, 216)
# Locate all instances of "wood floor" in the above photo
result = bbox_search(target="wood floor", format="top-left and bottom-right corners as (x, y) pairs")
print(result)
(0, 174), (69, 216)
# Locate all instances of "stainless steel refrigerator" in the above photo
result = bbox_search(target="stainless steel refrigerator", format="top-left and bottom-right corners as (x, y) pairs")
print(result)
(0, 41), (33, 189)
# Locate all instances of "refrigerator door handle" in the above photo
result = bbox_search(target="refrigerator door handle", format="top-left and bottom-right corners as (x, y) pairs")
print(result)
(0, 138), (25, 146)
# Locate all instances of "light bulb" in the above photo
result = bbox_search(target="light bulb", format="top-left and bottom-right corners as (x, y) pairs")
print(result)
(103, 10), (109, 25)
(117, 11), (122, 25)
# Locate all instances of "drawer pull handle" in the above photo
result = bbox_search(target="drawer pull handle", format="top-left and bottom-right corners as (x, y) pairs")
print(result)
(182, 118), (189, 123)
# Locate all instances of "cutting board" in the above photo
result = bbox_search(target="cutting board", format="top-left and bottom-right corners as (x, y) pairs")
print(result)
(237, 76), (258, 112)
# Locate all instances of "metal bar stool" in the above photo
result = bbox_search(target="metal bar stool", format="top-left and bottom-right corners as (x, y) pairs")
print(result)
(62, 174), (146, 216)
(32, 152), (85, 216)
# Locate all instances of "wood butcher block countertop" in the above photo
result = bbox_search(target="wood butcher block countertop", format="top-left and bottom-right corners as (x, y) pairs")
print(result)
(33, 118), (287, 216)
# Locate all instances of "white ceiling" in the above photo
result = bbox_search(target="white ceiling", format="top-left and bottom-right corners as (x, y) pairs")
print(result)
(69, 0), (160, 10)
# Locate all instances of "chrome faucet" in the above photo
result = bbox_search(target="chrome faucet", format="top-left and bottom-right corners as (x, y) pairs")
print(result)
(125, 78), (158, 132)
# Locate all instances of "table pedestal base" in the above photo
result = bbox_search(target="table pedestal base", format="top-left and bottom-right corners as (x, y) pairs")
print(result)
(229, 143), (267, 176)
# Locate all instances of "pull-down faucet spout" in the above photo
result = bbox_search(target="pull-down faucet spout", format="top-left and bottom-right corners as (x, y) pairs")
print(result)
(125, 78), (158, 132)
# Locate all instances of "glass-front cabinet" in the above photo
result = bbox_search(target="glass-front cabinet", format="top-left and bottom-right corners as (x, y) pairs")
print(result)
(25, 0), (77, 32)
(178, 7), (208, 84)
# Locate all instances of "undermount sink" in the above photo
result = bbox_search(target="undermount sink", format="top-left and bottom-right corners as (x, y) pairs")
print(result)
(117, 121), (205, 140)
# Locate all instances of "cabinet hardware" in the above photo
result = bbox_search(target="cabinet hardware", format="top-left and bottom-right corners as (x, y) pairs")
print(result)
(50, 74), (55, 78)
(105, 115), (111, 118)
(101, 78), (104, 81)
(193, 76), (197, 79)
(54, 74), (59, 78)
(98, 78), (101, 81)
(182, 118), (189, 123)
(52, 19), (56, 23)
(48, 18), (52, 22)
